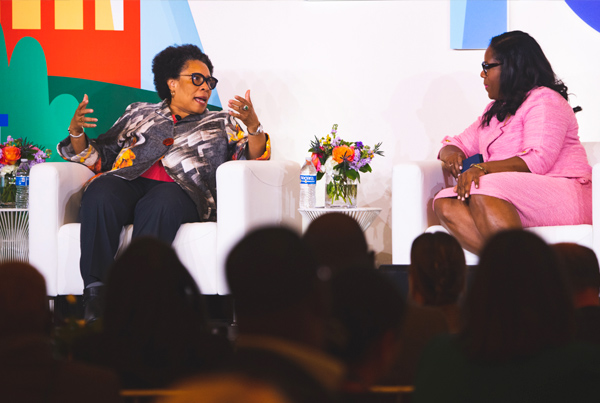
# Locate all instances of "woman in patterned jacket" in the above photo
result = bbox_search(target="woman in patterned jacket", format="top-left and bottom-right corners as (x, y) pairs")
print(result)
(58, 44), (270, 322)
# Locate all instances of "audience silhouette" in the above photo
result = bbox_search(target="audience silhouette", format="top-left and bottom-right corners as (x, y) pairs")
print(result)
(327, 265), (406, 401)
(553, 242), (600, 346)
(224, 226), (342, 403)
(414, 230), (600, 403)
(73, 237), (231, 389)
(0, 261), (121, 403)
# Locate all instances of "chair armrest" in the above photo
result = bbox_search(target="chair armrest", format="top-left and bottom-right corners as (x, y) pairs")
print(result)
(392, 160), (453, 265)
(29, 162), (94, 295)
(215, 160), (301, 294)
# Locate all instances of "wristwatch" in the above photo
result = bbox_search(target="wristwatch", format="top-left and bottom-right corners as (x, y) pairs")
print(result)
(248, 124), (264, 136)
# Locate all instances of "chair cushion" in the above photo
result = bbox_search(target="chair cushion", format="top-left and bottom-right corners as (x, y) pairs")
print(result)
(56, 222), (217, 295)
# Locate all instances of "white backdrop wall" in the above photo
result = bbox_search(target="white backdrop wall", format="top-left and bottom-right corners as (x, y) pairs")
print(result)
(189, 0), (600, 265)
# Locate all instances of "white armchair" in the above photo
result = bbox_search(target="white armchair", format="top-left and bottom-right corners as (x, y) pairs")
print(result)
(29, 160), (301, 296)
(392, 142), (600, 265)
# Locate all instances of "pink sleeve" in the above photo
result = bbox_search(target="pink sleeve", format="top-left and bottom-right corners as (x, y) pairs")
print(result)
(517, 90), (572, 175)
(438, 117), (483, 160)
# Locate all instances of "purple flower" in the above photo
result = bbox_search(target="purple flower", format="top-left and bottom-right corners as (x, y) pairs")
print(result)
(355, 141), (363, 149)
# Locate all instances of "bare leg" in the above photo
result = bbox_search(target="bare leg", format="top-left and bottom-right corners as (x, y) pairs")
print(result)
(469, 195), (522, 241)
(434, 198), (485, 254)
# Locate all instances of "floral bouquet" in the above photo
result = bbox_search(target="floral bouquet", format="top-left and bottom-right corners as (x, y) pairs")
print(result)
(0, 136), (52, 206)
(308, 124), (383, 207)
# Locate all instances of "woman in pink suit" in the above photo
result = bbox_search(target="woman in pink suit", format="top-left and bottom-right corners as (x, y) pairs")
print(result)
(434, 31), (591, 254)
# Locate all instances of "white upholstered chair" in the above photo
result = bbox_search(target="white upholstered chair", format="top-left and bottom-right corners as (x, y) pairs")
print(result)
(29, 160), (301, 296)
(392, 142), (600, 265)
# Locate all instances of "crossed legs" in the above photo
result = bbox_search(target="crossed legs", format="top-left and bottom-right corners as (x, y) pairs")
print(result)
(434, 195), (522, 254)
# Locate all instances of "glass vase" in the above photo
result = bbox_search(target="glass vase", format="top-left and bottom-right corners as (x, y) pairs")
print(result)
(0, 175), (16, 208)
(325, 173), (358, 208)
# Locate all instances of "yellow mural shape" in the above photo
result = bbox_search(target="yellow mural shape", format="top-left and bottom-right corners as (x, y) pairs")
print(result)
(13, 0), (41, 30)
(55, 0), (84, 30)
(95, 0), (114, 31)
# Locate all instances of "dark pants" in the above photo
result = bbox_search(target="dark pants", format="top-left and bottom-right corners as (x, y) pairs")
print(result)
(79, 175), (200, 286)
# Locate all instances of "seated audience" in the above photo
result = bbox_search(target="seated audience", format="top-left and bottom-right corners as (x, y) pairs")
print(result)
(73, 237), (231, 388)
(553, 242), (600, 345)
(414, 230), (600, 403)
(225, 226), (343, 403)
(408, 232), (466, 333)
(326, 266), (406, 401)
(303, 212), (375, 272)
(0, 262), (120, 403)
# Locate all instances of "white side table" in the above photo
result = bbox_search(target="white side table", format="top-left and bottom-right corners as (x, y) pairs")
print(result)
(0, 208), (29, 262)
(298, 207), (382, 232)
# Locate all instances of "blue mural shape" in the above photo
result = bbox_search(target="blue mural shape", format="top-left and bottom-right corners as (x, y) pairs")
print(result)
(451, 0), (507, 50)
(0, 114), (7, 127)
(566, 0), (600, 33)
(140, 1), (221, 109)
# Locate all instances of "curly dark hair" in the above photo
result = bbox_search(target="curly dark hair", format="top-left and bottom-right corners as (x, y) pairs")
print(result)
(152, 44), (214, 103)
(481, 31), (569, 127)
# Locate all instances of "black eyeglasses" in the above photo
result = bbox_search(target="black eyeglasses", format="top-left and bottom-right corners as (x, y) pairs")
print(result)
(481, 62), (502, 75)
(180, 73), (218, 89)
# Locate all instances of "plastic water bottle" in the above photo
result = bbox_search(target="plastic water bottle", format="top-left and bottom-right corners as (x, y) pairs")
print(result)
(15, 159), (30, 209)
(299, 156), (317, 209)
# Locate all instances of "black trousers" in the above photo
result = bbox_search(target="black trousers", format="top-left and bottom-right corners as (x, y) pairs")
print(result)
(79, 175), (200, 286)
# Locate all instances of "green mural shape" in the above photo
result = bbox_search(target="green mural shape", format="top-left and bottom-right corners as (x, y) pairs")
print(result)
(0, 24), (78, 162)
(0, 23), (222, 163)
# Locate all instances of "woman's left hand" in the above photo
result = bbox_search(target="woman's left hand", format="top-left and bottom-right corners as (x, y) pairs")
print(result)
(454, 167), (485, 201)
(228, 90), (261, 134)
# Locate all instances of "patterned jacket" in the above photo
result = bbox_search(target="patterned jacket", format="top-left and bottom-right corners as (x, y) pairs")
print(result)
(58, 101), (271, 221)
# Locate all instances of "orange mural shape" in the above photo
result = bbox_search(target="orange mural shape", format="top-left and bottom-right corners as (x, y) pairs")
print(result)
(0, 0), (141, 88)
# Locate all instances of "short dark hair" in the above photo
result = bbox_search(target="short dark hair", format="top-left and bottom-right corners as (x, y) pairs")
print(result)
(410, 232), (466, 306)
(552, 243), (600, 294)
(461, 230), (575, 362)
(152, 44), (214, 102)
(482, 31), (568, 127)
(327, 266), (406, 366)
(226, 226), (321, 317)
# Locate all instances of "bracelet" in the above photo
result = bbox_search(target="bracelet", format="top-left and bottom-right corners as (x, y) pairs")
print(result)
(471, 163), (488, 174)
(68, 128), (84, 138)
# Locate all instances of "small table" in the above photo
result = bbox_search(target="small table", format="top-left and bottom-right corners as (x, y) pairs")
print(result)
(0, 208), (29, 262)
(298, 207), (382, 232)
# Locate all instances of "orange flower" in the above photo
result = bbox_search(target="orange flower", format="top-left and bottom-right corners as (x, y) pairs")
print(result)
(332, 145), (354, 163)
(2, 146), (21, 165)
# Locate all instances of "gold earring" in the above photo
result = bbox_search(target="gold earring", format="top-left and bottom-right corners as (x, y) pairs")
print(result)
(171, 91), (175, 98)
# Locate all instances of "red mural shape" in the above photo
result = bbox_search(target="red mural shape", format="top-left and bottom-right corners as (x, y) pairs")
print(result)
(1, 0), (141, 88)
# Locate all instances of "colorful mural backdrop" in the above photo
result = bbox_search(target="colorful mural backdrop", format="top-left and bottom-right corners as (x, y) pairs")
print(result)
(0, 0), (219, 161)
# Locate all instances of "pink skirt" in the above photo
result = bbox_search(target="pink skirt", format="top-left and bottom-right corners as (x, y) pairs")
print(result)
(434, 172), (592, 228)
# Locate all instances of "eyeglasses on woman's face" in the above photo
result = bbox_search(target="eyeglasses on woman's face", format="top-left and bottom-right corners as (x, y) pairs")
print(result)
(180, 73), (218, 90)
(481, 62), (502, 76)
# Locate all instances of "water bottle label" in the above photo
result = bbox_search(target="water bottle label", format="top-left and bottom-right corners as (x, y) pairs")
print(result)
(15, 176), (29, 186)
(300, 174), (316, 185)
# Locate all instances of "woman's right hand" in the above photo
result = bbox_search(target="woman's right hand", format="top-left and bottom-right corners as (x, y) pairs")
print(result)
(440, 146), (466, 179)
(69, 94), (98, 136)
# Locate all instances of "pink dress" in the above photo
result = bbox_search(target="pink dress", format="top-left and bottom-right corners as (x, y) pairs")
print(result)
(434, 87), (592, 228)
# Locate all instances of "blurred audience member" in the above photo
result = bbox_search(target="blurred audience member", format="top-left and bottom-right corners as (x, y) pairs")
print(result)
(408, 232), (466, 333)
(414, 230), (600, 403)
(553, 242), (600, 345)
(326, 266), (406, 400)
(158, 374), (291, 403)
(225, 226), (343, 403)
(73, 237), (231, 388)
(0, 262), (120, 403)
(303, 212), (374, 272)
